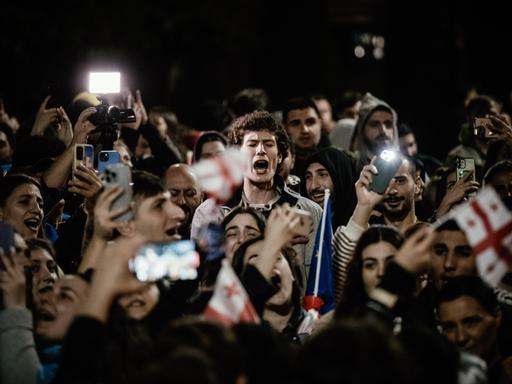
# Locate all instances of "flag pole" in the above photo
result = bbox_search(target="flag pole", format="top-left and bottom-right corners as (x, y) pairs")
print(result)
(313, 189), (330, 297)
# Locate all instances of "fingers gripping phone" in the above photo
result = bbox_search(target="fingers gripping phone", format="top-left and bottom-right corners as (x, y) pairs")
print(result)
(98, 150), (121, 174)
(456, 157), (477, 198)
(371, 150), (403, 194)
(73, 144), (94, 178)
(129, 240), (200, 282)
(103, 163), (134, 221)
(473, 117), (495, 139)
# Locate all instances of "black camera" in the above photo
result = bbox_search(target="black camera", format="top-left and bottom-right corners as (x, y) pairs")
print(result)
(89, 104), (136, 127)
(88, 103), (136, 150)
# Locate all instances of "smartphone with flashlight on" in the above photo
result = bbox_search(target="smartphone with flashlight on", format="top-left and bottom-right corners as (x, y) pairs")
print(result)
(129, 240), (200, 282)
(371, 150), (403, 194)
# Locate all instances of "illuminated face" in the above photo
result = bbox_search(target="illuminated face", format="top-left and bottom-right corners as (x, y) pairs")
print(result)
(361, 241), (396, 291)
(117, 283), (160, 320)
(399, 133), (418, 157)
(240, 130), (282, 184)
(305, 162), (334, 207)
(35, 275), (89, 342)
(0, 183), (43, 239)
(438, 296), (500, 360)
(381, 161), (417, 221)
(364, 110), (394, 154)
(430, 230), (476, 290)
(201, 140), (226, 160)
(285, 108), (322, 150)
(224, 213), (261, 261)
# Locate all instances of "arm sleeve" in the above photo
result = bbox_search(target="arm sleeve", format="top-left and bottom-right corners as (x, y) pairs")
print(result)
(139, 123), (182, 167)
(332, 217), (366, 303)
(54, 316), (108, 384)
(0, 308), (40, 384)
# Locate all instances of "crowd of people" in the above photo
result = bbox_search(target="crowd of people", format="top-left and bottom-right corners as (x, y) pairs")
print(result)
(1, 85), (512, 384)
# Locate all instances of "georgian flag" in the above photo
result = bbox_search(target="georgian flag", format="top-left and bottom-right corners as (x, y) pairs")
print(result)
(192, 148), (248, 204)
(203, 259), (260, 325)
(450, 187), (512, 286)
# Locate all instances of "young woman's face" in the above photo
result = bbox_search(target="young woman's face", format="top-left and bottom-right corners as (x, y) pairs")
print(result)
(243, 240), (294, 308)
(224, 213), (261, 261)
(0, 183), (43, 239)
(361, 241), (397, 291)
(117, 283), (160, 320)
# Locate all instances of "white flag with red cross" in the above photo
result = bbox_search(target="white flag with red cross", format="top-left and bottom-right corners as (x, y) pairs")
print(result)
(450, 187), (512, 287)
(203, 259), (260, 325)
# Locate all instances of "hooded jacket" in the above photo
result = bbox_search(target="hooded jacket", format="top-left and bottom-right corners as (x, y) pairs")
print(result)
(353, 93), (399, 175)
(301, 147), (357, 231)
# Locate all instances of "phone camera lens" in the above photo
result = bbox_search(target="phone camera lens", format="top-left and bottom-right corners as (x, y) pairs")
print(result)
(100, 152), (109, 161)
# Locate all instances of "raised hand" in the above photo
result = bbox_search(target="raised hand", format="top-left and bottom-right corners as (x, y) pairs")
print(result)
(436, 171), (479, 218)
(72, 107), (97, 145)
(488, 114), (512, 145)
(32, 95), (60, 136)
(55, 107), (73, 146)
(122, 89), (148, 130)
(394, 225), (436, 274)
(355, 161), (385, 209)
(92, 187), (132, 241)
(68, 165), (103, 204)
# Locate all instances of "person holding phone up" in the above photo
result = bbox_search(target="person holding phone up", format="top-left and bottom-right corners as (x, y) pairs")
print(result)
(332, 152), (422, 299)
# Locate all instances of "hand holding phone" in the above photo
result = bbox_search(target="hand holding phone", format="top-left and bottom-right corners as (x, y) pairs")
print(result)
(473, 117), (495, 139)
(73, 144), (94, 179)
(103, 163), (133, 222)
(370, 150), (403, 194)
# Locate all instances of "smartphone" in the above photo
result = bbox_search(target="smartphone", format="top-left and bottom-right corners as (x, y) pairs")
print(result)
(98, 150), (121, 174)
(473, 117), (495, 139)
(0, 222), (14, 270)
(103, 163), (134, 221)
(73, 144), (94, 178)
(371, 150), (403, 194)
(129, 240), (200, 282)
(290, 208), (313, 237)
(456, 158), (476, 197)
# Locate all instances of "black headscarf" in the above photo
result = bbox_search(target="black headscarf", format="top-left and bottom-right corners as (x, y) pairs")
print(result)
(301, 147), (357, 230)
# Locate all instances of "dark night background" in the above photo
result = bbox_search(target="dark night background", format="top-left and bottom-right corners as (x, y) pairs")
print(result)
(1, 0), (511, 161)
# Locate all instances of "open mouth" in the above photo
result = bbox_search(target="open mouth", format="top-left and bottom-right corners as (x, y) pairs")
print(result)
(270, 274), (282, 289)
(37, 308), (56, 322)
(127, 300), (145, 308)
(165, 227), (182, 240)
(24, 218), (41, 232)
(385, 197), (403, 207)
(253, 159), (269, 174)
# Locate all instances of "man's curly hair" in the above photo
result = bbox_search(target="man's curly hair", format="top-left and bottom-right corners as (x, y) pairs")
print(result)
(228, 110), (289, 162)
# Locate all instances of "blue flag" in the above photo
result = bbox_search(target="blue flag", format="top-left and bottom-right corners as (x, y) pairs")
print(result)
(304, 194), (335, 314)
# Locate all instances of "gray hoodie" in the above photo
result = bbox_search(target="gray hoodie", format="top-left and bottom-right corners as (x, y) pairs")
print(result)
(353, 93), (399, 175)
